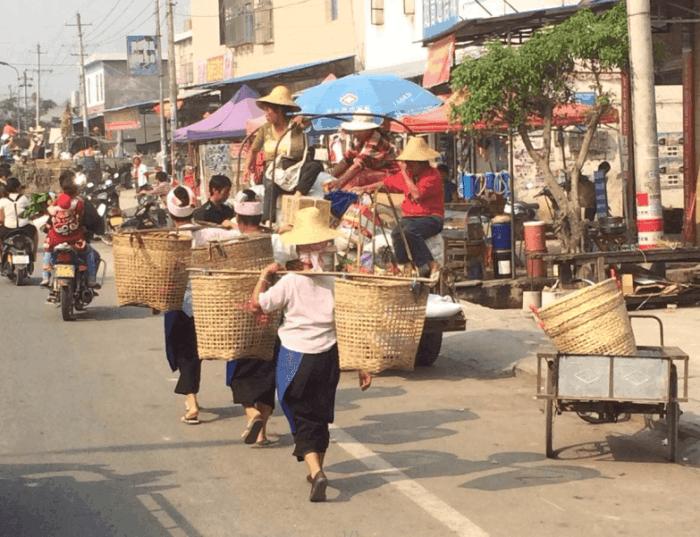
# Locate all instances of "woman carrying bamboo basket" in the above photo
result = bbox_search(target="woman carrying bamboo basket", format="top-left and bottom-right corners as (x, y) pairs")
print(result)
(251, 207), (372, 502)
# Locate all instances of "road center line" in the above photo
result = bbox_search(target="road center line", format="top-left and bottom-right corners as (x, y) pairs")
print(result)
(330, 425), (490, 537)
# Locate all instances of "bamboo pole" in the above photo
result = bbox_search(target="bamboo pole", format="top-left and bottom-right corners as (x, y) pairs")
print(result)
(185, 267), (434, 283)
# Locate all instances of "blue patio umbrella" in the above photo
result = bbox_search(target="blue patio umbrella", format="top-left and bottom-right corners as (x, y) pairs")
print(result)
(296, 74), (442, 131)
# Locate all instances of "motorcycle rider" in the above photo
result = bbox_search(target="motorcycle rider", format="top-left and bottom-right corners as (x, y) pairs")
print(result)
(0, 177), (38, 258)
(42, 171), (100, 289)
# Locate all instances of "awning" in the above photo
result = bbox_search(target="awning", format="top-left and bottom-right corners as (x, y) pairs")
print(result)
(391, 99), (620, 133)
(194, 55), (355, 90)
(424, 0), (617, 46)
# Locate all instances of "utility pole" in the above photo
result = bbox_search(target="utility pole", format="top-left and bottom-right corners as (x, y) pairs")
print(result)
(19, 70), (33, 130)
(626, 0), (663, 250)
(166, 0), (178, 173)
(67, 13), (91, 134)
(34, 43), (51, 129)
(155, 0), (168, 167)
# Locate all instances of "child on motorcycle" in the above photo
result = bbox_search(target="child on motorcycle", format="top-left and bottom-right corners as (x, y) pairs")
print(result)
(41, 171), (100, 289)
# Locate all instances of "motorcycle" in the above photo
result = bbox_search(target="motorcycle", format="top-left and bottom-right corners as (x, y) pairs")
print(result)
(86, 175), (122, 241)
(50, 243), (97, 321)
(1, 232), (34, 286)
(120, 194), (168, 231)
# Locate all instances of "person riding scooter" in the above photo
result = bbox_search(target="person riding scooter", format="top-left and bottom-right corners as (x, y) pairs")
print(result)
(42, 171), (100, 289)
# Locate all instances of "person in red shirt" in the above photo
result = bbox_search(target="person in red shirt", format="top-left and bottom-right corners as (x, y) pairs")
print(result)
(2, 121), (18, 138)
(44, 170), (100, 288)
(353, 137), (444, 277)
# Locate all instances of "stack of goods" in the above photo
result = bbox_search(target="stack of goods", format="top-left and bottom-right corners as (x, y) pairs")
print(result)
(190, 272), (280, 361)
(535, 279), (636, 355)
(490, 215), (512, 279)
(523, 221), (547, 278)
(334, 276), (429, 373)
(191, 234), (273, 271)
(113, 231), (192, 311)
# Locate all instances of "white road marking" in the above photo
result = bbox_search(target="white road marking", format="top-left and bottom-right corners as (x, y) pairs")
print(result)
(541, 498), (565, 512)
(330, 425), (490, 537)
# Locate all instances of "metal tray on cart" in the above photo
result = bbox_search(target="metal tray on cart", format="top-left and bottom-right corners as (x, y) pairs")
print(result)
(535, 316), (689, 462)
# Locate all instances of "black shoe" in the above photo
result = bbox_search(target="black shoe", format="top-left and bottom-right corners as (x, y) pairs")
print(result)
(309, 471), (328, 502)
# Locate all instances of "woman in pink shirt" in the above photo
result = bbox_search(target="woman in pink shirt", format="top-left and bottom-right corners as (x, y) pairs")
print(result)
(251, 207), (372, 502)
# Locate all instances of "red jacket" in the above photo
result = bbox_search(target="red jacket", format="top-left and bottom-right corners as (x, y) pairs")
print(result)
(47, 194), (85, 250)
(383, 167), (445, 218)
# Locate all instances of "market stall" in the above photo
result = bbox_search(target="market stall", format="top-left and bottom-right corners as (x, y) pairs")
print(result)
(174, 85), (264, 200)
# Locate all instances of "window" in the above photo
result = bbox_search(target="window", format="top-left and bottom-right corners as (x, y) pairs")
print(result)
(219, 0), (255, 47)
(255, 0), (274, 44)
(371, 0), (384, 25)
(328, 0), (339, 21)
(403, 0), (415, 15)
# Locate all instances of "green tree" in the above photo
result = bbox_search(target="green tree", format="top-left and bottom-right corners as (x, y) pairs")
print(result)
(451, 3), (628, 251)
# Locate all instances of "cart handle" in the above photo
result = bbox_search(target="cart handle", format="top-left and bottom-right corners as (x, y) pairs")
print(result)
(629, 314), (664, 347)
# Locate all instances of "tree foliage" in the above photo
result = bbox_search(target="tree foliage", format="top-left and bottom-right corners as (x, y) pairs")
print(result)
(451, 2), (629, 251)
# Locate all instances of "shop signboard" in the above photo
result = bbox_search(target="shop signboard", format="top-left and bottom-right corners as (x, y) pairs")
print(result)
(126, 35), (159, 76)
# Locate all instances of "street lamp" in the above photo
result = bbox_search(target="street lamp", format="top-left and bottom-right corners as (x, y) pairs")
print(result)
(0, 61), (22, 133)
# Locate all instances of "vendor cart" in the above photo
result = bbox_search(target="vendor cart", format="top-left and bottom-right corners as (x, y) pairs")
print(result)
(535, 315), (689, 462)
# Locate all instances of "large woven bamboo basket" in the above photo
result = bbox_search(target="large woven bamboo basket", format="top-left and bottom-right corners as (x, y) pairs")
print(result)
(537, 278), (636, 355)
(191, 234), (273, 271)
(112, 231), (192, 311)
(335, 277), (429, 374)
(190, 273), (279, 361)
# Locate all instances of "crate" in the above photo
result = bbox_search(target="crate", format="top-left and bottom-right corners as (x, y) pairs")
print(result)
(280, 194), (331, 226)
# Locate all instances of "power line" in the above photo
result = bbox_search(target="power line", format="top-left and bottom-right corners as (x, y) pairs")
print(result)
(86, 0), (134, 38)
(98, 2), (156, 45)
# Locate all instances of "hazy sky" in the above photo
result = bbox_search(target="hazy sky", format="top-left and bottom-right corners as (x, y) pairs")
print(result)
(0, 0), (191, 105)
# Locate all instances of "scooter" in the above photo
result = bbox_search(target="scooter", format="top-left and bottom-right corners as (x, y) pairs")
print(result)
(1, 232), (34, 286)
(87, 175), (121, 239)
(50, 243), (97, 321)
(120, 194), (168, 231)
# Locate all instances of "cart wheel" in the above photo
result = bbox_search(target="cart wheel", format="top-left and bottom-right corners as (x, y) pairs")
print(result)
(545, 362), (555, 458)
(667, 364), (679, 463)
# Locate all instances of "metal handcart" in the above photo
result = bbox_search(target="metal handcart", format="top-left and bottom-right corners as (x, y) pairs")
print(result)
(536, 315), (689, 462)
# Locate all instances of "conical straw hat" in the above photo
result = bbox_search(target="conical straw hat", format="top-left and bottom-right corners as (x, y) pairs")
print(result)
(280, 207), (341, 246)
(340, 115), (381, 131)
(396, 136), (441, 162)
(256, 85), (300, 110)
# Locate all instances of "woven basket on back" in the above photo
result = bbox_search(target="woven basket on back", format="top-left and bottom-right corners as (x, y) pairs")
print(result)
(335, 277), (429, 374)
(112, 231), (192, 311)
(191, 234), (274, 271)
(537, 278), (636, 355)
(190, 273), (279, 361)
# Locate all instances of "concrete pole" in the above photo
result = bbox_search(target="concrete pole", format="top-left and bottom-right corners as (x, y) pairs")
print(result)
(155, 0), (168, 165)
(626, 0), (663, 249)
(76, 12), (90, 134)
(166, 0), (179, 174)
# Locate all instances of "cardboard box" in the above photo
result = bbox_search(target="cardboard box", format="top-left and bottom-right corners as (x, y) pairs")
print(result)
(280, 194), (331, 226)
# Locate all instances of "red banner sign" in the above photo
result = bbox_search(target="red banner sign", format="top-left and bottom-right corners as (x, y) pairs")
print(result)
(423, 34), (455, 88)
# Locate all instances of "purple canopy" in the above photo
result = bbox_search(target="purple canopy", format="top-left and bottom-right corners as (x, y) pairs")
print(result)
(174, 85), (263, 142)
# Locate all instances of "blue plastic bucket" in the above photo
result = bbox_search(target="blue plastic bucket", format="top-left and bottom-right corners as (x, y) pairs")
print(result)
(484, 172), (496, 191)
(491, 220), (512, 250)
(461, 173), (476, 199)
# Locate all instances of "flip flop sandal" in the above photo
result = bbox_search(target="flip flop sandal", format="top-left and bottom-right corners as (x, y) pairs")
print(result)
(241, 418), (264, 444)
(181, 412), (200, 425)
(253, 438), (275, 448)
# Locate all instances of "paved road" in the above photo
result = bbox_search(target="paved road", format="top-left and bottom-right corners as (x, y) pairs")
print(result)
(1, 243), (699, 537)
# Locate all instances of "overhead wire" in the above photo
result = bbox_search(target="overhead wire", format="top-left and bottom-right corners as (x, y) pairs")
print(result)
(86, 0), (135, 38)
(98, 1), (157, 45)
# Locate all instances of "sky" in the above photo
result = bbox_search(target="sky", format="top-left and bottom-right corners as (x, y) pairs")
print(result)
(0, 0), (191, 105)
